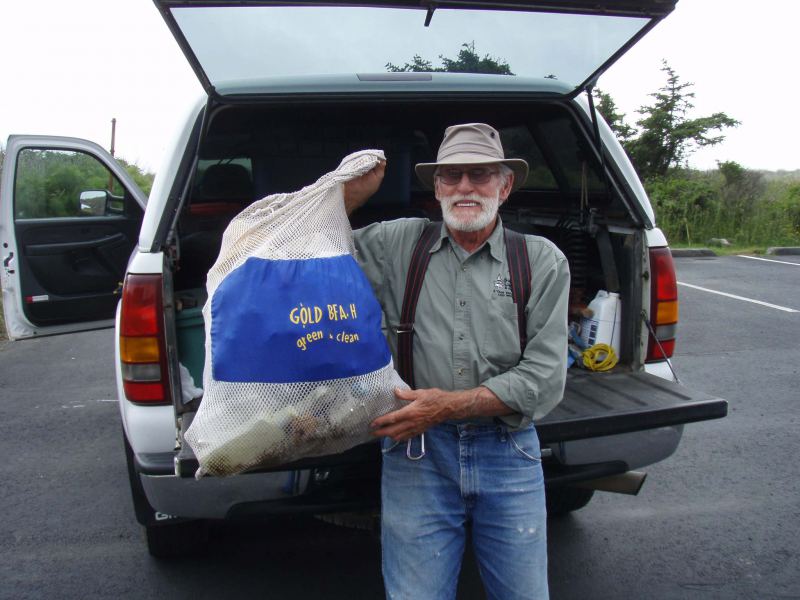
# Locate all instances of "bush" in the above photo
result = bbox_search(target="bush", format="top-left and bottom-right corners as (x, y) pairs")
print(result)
(647, 167), (800, 247)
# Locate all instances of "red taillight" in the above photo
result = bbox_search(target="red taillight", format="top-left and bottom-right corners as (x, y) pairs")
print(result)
(646, 247), (678, 363)
(123, 381), (167, 403)
(120, 276), (161, 336)
(120, 274), (170, 405)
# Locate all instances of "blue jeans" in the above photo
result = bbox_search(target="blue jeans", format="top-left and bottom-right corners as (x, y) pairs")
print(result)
(381, 423), (549, 600)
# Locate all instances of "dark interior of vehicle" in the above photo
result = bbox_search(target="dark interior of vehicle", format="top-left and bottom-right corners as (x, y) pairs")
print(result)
(173, 99), (639, 366)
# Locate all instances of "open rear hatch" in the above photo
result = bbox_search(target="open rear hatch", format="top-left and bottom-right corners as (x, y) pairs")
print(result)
(154, 0), (677, 99)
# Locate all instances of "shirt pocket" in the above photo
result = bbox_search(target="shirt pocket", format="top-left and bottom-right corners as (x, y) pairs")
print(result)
(481, 296), (521, 370)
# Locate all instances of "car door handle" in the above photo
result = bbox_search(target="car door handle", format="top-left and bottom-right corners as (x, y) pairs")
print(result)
(25, 233), (127, 256)
(3, 251), (14, 273)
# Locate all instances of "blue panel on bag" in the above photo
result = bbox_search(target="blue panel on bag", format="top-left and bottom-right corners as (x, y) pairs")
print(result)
(210, 255), (390, 383)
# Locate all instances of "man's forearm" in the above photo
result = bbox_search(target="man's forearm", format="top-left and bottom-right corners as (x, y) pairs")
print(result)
(446, 386), (516, 420)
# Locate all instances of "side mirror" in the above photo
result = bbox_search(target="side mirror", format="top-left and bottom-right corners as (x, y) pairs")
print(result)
(79, 190), (109, 216)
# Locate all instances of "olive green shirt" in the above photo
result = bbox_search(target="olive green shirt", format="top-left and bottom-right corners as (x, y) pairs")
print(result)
(354, 218), (569, 428)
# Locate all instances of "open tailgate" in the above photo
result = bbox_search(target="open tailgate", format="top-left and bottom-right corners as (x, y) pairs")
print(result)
(163, 370), (726, 478)
(536, 370), (727, 444)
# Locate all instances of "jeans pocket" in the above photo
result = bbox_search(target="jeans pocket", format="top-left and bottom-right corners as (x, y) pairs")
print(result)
(381, 437), (401, 455)
(508, 428), (542, 463)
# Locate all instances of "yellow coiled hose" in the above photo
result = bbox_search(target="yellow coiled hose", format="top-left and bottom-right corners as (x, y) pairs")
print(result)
(582, 343), (618, 372)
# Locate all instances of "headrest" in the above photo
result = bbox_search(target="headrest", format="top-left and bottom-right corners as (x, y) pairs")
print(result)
(200, 164), (252, 203)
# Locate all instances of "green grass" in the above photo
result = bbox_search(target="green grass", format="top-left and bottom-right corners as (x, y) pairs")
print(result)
(657, 207), (800, 249)
(669, 243), (776, 256)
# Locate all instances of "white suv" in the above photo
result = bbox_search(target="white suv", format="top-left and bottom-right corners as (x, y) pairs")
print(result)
(1, 0), (726, 557)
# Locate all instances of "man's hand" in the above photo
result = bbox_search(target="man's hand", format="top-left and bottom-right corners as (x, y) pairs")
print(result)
(344, 160), (386, 215)
(371, 387), (453, 442)
(371, 386), (515, 442)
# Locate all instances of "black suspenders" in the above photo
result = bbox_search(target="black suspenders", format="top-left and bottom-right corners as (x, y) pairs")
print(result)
(397, 222), (531, 388)
(504, 227), (532, 352)
(397, 223), (440, 388)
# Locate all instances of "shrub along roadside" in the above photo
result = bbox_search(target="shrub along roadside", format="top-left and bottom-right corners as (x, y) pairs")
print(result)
(647, 165), (800, 248)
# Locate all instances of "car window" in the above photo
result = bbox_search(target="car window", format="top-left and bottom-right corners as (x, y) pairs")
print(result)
(191, 158), (253, 204)
(536, 117), (606, 192)
(14, 149), (127, 219)
(170, 5), (648, 92)
(500, 126), (558, 190)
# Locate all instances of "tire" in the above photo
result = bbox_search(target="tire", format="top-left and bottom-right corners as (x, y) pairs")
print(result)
(122, 428), (209, 558)
(146, 520), (209, 559)
(545, 486), (595, 517)
(315, 510), (381, 533)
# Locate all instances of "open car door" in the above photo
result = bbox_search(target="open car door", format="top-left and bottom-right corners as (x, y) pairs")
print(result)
(1, 135), (147, 340)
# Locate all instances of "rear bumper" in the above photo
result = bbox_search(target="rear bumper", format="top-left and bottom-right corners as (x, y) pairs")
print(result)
(139, 443), (382, 520)
(135, 369), (726, 520)
(138, 454), (633, 520)
(135, 427), (681, 520)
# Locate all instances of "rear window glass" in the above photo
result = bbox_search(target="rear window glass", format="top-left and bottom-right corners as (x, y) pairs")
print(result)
(500, 126), (557, 190)
(171, 5), (648, 91)
(192, 105), (604, 201)
(191, 158), (253, 204)
(536, 118), (606, 192)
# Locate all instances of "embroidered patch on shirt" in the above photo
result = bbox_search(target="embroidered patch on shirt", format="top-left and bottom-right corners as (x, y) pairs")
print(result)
(493, 274), (512, 297)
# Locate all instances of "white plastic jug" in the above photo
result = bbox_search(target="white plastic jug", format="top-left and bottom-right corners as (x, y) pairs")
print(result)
(580, 290), (621, 355)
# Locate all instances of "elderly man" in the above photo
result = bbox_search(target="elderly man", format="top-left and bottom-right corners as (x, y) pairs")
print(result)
(344, 123), (569, 600)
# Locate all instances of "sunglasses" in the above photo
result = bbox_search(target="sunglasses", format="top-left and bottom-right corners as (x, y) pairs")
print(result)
(436, 167), (499, 186)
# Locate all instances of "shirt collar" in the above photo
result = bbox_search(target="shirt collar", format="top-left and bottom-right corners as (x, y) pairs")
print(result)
(429, 216), (506, 263)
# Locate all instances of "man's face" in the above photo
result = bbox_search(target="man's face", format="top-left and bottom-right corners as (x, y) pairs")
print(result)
(434, 165), (510, 233)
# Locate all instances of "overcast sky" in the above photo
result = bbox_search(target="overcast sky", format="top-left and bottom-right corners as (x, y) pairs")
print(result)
(2, 0), (798, 174)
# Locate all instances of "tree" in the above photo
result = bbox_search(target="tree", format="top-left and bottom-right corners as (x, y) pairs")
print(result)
(386, 41), (514, 75)
(387, 54), (435, 73)
(625, 61), (739, 179)
(716, 160), (765, 229)
(593, 88), (635, 144)
(117, 158), (155, 196)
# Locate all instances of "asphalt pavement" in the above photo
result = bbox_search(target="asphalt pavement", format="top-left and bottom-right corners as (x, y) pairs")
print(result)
(0, 254), (798, 599)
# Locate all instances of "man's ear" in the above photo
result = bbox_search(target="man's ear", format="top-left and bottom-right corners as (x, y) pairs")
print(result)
(434, 178), (443, 203)
(499, 172), (514, 203)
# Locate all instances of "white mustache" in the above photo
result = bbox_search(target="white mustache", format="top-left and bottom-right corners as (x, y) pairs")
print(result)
(440, 193), (490, 209)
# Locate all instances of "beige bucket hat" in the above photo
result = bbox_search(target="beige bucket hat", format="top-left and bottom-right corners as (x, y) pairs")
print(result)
(415, 123), (529, 192)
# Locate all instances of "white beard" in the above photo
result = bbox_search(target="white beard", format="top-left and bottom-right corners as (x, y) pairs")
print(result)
(439, 191), (500, 233)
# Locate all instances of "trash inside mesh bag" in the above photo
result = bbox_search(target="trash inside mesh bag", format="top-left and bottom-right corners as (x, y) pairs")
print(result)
(184, 150), (407, 478)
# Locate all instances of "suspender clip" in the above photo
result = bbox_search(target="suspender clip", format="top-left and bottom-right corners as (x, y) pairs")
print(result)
(396, 324), (415, 336)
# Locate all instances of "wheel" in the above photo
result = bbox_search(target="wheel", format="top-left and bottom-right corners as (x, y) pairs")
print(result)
(146, 520), (209, 559)
(545, 486), (595, 517)
(315, 510), (381, 533)
(122, 428), (208, 558)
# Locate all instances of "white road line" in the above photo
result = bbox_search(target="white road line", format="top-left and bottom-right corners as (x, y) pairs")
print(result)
(736, 255), (800, 266)
(677, 282), (799, 313)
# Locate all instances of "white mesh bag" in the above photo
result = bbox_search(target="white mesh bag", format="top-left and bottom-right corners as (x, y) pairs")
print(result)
(184, 150), (406, 478)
